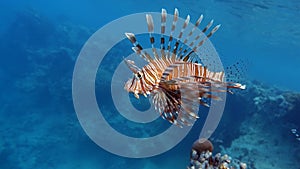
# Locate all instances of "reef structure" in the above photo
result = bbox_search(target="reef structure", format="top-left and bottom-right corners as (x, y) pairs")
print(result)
(188, 138), (247, 169)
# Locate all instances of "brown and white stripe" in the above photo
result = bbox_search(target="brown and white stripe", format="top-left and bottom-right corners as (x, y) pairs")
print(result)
(124, 8), (245, 127)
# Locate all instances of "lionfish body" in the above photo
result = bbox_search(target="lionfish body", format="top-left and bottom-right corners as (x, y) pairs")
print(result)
(124, 9), (245, 127)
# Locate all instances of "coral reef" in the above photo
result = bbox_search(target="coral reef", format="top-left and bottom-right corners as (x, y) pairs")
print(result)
(188, 139), (247, 169)
(1, 8), (300, 169)
(217, 81), (300, 169)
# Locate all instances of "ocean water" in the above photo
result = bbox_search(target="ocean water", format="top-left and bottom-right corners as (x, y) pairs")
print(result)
(0, 0), (300, 169)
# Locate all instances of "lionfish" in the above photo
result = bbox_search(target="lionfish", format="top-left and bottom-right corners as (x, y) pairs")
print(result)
(124, 9), (246, 127)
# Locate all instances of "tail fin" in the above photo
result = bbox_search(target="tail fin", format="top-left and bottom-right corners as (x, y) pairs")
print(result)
(225, 59), (248, 93)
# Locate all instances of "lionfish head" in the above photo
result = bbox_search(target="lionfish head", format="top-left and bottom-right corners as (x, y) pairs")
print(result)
(124, 59), (144, 99)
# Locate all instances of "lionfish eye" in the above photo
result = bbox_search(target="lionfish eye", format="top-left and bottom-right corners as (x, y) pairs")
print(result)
(137, 72), (142, 78)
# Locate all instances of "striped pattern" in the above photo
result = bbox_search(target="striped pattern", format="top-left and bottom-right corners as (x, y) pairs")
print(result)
(124, 9), (245, 127)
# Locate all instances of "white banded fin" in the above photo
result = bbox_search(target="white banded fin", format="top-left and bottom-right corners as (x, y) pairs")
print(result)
(146, 14), (154, 33)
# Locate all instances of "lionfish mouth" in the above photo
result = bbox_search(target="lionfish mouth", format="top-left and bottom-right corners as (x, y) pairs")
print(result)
(123, 8), (246, 127)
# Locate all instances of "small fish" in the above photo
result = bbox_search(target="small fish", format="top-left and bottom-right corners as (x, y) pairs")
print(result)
(124, 9), (246, 127)
(291, 128), (297, 134)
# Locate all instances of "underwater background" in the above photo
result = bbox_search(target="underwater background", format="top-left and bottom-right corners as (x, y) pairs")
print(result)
(0, 0), (300, 168)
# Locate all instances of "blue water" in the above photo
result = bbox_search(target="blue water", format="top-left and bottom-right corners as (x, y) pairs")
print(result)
(0, 0), (300, 169)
